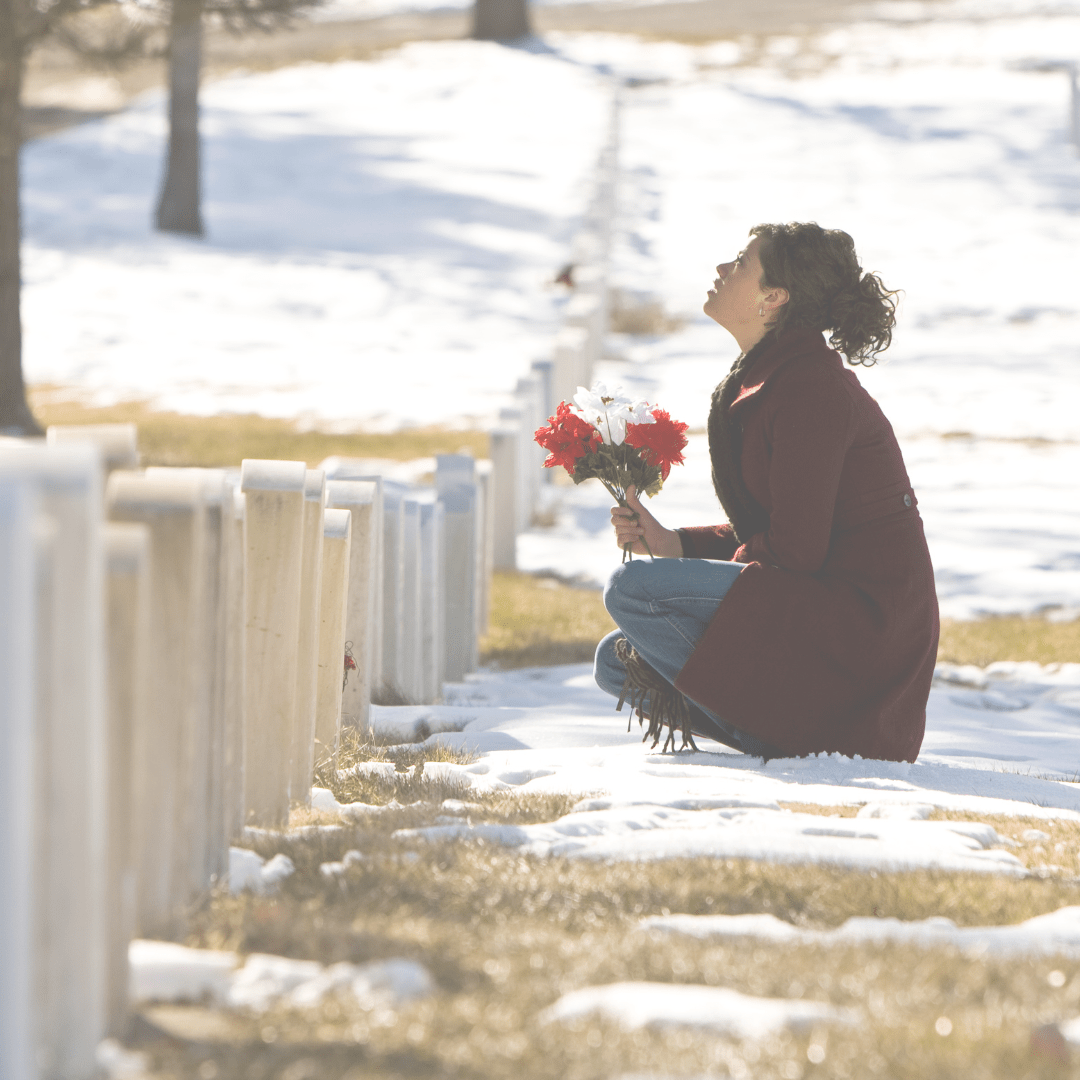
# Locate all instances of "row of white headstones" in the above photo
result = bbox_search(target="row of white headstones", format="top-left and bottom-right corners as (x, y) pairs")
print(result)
(0, 423), (544, 1080)
(0, 86), (618, 1080)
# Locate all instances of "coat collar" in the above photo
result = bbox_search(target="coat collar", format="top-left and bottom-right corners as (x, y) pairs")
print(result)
(730, 327), (837, 411)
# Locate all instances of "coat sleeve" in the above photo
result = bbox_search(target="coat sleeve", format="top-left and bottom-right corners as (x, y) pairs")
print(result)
(738, 370), (857, 574)
(677, 524), (740, 561)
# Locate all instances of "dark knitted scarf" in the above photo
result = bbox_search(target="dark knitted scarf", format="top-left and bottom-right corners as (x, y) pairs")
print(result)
(707, 341), (771, 544)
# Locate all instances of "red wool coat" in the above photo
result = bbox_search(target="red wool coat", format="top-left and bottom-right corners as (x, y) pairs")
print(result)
(674, 327), (939, 762)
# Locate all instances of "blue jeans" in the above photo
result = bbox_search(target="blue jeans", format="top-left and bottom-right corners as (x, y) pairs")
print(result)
(594, 558), (779, 759)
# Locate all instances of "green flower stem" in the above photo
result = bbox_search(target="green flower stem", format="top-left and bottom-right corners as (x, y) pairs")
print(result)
(600, 477), (654, 563)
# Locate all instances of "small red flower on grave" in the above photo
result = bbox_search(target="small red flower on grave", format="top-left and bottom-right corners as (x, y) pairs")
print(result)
(625, 408), (689, 481)
(533, 401), (602, 475)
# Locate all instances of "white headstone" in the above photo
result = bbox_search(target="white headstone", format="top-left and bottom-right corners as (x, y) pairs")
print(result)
(552, 324), (589, 406)
(379, 481), (408, 701)
(474, 459), (494, 638)
(142, 468), (222, 905)
(102, 522), (150, 1037)
(401, 496), (423, 703)
(436, 458), (479, 682)
(47, 423), (138, 472)
(315, 508), (352, 765)
(324, 479), (378, 731)
(321, 464), (384, 687)
(1, 443), (108, 1079)
(417, 497), (444, 703)
(0, 475), (38, 1080)
(107, 470), (207, 929)
(290, 470), (325, 807)
(489, 430), (518, 571)
(224, 488), (246, 843)
(240, 460), (307, 828)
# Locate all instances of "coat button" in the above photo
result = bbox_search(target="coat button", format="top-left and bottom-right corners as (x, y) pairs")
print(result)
(903, 493), (912, 507)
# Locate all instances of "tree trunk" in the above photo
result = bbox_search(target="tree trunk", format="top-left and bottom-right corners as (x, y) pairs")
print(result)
(0, 0), (40, 434)
(472, 0), (530, 41)
(155, 0), (204, 236)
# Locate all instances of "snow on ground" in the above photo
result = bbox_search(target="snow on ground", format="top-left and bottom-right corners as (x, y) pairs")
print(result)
(22, 42), (610, 428)
(22, 9), (1080, 614)
(643, 906), (1080, 958)
(338, 659), (1080, 874)
(128, 939), (434, 1010)
(21, 7), (1080, 867)
(540, 981), (854, 1038)
(517, 13), (1080, 614)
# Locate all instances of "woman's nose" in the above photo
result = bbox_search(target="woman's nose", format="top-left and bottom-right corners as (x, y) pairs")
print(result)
(715, 262), (731, 278)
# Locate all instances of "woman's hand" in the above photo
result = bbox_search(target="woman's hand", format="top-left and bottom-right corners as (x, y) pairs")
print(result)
(610, 486), (684, 558)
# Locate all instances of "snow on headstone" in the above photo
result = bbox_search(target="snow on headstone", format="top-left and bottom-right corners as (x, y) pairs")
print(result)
(324, 478), (378, 731)
(240, 460), (307, 828)
(290, 469), (326, 807)
(315, 507), (352, 763)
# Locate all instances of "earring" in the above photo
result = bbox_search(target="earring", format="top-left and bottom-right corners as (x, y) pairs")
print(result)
(758, 305), (765, 317)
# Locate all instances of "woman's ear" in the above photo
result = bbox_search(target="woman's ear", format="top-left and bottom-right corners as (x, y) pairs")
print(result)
(763, 287), (789, 313)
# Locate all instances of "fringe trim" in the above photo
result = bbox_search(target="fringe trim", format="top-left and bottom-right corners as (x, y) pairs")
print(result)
(613, 637), (698, 753)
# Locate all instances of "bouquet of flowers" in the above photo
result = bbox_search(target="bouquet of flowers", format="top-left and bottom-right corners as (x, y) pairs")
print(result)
(534, 382), (689, 560)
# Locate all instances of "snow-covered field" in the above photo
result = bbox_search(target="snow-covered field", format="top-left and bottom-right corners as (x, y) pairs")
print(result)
(23, 43), (610, 428)
(20, 4), (1080, 842)
(329, 657), (1080, 876)
(23, 5), (1080, 618)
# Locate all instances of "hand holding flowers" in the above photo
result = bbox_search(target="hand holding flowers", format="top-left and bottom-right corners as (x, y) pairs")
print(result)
(533, 381), (689, 561)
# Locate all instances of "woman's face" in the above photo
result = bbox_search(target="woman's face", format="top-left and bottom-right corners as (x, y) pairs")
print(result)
(703, 236), (767, 333)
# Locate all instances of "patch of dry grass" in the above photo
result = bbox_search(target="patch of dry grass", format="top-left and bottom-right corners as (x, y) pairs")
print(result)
(28, 388), (488, 468)
(137, 837), (1080, 1080)
(480, 577), (1080, 673)
(608, 290), (686, 336)
(481, 571), (616, 669)
(939, 615), (1080, 667)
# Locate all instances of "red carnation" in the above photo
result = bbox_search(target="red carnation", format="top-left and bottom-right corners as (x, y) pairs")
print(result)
(625, 408), (689, 481)
(534, 402), (601, 475)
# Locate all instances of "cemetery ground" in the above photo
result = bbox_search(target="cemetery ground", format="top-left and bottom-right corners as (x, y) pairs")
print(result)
(55, 399), (1080, 1080)
(28, 389), (1080, 673)
(21, 4), (1080, 1075)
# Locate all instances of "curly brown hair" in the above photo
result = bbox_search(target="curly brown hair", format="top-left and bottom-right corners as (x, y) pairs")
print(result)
(751, 222), (899, 365)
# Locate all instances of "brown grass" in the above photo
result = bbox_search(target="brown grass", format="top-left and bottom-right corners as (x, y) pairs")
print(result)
(134, 833), (1080, 1080)
(481, 571), (616, 669)
(939, 615), (1080, 667)
(608, 290), (686, 336)
(28, 388), (488, 468)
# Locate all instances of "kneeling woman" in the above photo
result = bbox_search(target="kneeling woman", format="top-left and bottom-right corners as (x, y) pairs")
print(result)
(594, 222), (939, 762)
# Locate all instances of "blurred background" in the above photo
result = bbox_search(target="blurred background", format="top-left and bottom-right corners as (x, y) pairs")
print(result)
(10, 0), (1080, 632)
